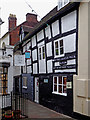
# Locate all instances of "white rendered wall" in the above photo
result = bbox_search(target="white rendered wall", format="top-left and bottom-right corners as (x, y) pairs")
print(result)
(61, 10), (76, 33)
(64, 33), (76, 53)
(46, 42), (52, 57)
(32, 35), (36, 48)
(47, 60), (53, 73)
(52, 20), (60, 37)
(33, 63), (37, 74)
(39, 59), (46, 73)
(45, 25), (51, 39)
(37, 30), (44, 42)
(32, 49), (37, 61)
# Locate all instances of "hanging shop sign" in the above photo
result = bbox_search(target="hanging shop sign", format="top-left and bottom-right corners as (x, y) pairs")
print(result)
(25, 51), (30, 59)
(14, 55), (25, 66)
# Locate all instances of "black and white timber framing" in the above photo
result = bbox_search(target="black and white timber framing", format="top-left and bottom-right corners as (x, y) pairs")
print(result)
(21, 2), (80, 117)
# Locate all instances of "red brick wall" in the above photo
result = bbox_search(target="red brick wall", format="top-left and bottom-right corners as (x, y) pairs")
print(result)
(9, 13), (38, 46)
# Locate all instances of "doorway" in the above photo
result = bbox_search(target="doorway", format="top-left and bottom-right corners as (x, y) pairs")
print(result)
(35, 77), (39, 103)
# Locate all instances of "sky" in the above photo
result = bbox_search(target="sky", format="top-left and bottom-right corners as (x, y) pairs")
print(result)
(0, 0), (58, 37)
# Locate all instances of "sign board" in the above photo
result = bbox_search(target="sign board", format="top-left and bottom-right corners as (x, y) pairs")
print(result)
(25, 51), (30, 59)
(44, 79), (48, 83)
(14, 55), (25, 66)
(66, 82), (72, 89)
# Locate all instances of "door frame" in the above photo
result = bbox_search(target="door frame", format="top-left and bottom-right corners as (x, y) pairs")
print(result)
(34, 77), (39, 103)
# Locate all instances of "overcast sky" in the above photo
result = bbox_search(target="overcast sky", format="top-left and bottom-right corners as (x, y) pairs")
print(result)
(0, 0), (58, 37)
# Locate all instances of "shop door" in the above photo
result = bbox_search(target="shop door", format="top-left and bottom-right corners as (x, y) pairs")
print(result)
(35, 77), (39, 103)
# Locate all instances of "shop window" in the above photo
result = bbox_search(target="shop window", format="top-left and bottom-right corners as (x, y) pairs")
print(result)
(39, 45), (45, 60)
(23, 77), (27, 89)
(53, 76), (67, 96)
(54, 39), (64, 57)
(0, 67), (8, 94)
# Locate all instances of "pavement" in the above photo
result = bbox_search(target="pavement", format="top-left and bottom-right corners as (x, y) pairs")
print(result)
(20, 100), (76, 120)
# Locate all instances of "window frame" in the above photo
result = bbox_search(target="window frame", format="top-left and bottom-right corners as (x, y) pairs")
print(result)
(52, 76), (67, 96)
(23, 77), (27, 89)
(0, 67), (8, 95)
(54, 39), (64, 58)
(38, 45), (45, 60)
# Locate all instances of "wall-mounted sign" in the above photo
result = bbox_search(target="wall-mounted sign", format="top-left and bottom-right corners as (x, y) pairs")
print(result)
(66, 82), (72, 89)
(14, 55), (25, 66)
(25, 51), (30, 59)
(44, 79), (48, 83)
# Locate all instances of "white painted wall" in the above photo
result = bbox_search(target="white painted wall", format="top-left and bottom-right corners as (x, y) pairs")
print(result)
(33, 63), (37, 74)
(61, 10), (76, 33)
(27, 66), (32, 73)
(32, 49), (37, 61)
(55, 69), (76, 73)
(46, 42), (52, 57)
(45, 25), (51, 39)
(52, 20), (60, 37)
(64, 33), (76, 53)
(67, 59), (76, 65)
(13, 66), (21, 76)
(27, 59), (31, 65)
(32, 35), (36, 48)
(47, 60), (53, 73)
(0, 33), (9, 47)
(8, 66), (13, 93)
(38, 41), (44, 47)
(37, 30), (44, 42)
(39, 60), (46, 73)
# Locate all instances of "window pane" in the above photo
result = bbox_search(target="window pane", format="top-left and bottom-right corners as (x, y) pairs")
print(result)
(42, 46), (45, 53)
(3, 81), (7, 87)
(63, 86), (67, 93)
(43, 53), (45, 59)
(60, 40), (63, 47)
(58, 85), (62, 93)
(3, 88), (7, 94)
(60, 48), (63, 55)
(54, 85), (57, 91)
(54, 77), (57, 84)
(0, 87), (2, 93)
(39, 48), (41, 54)
(55, 49), (59, 55)
(3, 68), (8, 73)
(55, 41), (58, 48)
(0, 67), (3, 73)
(58, 76), (62, 84)
(63, 77), (67, 85)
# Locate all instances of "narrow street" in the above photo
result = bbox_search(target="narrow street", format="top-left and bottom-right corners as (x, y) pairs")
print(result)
(22, 100), (76, 120)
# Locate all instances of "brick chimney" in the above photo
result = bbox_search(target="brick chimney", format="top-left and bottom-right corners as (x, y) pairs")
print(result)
(26, 13), (37, 23)
(8, 14), (17, 31)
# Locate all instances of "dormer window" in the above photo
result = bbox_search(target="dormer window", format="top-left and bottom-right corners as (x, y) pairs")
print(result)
(58, 0), (69, 10)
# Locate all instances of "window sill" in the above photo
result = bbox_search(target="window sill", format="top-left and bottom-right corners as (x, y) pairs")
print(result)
(23, 86), (27, 89)
(52, 92), (67, 96)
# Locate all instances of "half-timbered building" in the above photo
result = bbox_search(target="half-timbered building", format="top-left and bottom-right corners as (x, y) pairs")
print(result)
(21, 1), (80, 116)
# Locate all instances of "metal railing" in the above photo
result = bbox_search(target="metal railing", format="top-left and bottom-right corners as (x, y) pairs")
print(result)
(2, 92), (28, 120)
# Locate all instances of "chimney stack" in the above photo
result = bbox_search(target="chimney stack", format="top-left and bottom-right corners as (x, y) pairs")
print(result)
(26, 13), (37, 23)
(8, 14), (17, 31)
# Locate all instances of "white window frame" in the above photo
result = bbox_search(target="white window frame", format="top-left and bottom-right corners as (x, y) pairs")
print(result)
(23, 77), (27, 89)
(54, 38), (64, 58)
(38, 45), (45, 60)
(52, 76), (67, 96)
